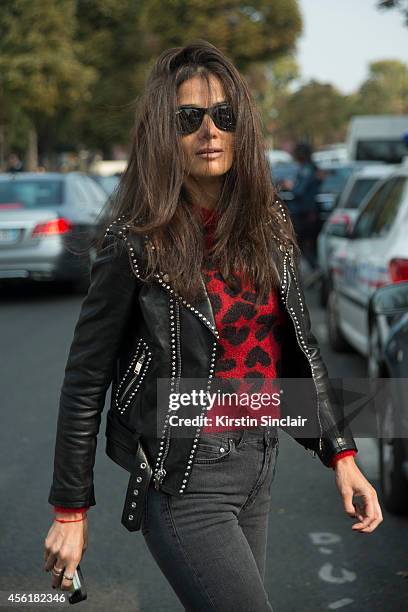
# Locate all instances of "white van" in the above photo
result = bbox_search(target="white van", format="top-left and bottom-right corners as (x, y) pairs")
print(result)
(347, 115), (408, 164)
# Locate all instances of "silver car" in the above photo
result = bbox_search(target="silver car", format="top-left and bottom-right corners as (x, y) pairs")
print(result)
(0, 172), (108, 291)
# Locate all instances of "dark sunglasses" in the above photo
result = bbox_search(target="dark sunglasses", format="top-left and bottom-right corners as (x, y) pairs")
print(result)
(175, 102), (236, 135)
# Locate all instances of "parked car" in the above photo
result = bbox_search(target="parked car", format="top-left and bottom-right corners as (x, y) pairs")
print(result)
(315, 161), (364, 225)
(89, 173), (121, 196)
(327, 166), (408, 362)
(369, 281), (408, 514)
(317, 164), (397, 305)
(0, 172), (107, 291)
(266, 149), (293, 165)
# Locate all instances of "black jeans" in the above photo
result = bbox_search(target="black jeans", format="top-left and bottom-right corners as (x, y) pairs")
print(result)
(142, 427), (279, 611)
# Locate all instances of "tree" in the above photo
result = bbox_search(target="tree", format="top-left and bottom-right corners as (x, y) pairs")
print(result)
(352, 60), (408, 115)
(138, 0), (302, 71)
(0, 0), (96, 168)
(245, 55), (300, 144)
(72, 0), (147, 154)
(274, 80), (353, 148)
(0, 0), (304, 162)
(68, 0), (303, 154)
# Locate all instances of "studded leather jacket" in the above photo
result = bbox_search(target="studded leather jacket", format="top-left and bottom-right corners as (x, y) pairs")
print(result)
(48, 208), (358, 509)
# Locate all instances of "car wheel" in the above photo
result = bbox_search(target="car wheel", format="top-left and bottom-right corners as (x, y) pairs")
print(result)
(379, 396), (408, 514)
(327, 290), (351, 352)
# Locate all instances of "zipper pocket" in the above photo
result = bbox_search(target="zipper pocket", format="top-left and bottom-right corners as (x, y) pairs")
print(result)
(118, 350), (146, 403)
(115, 340), (152, 413)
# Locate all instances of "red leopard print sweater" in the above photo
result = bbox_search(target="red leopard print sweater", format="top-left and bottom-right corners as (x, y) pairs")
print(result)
(198, 204), (286, 432)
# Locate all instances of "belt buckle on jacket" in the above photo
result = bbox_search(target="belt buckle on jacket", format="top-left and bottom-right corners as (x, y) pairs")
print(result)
(121, 441), (152, 532)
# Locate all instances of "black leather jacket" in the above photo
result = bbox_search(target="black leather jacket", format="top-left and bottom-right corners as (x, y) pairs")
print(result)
(48, 207), (358, 509)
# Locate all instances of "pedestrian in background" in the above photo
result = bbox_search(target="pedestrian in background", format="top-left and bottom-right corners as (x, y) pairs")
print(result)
(283, 142), (321, 274)
(44, 41), (382, 611)
(6, 152), (24, 173)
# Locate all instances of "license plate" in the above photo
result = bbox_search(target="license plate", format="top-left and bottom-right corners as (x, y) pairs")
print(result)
(0, 229), (20, 244)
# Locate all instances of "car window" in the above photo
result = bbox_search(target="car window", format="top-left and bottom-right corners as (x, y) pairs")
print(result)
(352, 181), (392, 239)
(92, 175), (120, 196)
(82, 176), (107, 206)
(356, 140), (408, 164)
(318, 167), (354, 194)
(343, 178), (378, 209)
(0, 180), (63, 209)
(71, 177), (93, 207)
(369, 177), (407, 238)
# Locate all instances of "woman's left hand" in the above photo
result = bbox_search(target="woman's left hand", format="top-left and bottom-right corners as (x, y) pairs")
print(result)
(334, 456), (383, 533)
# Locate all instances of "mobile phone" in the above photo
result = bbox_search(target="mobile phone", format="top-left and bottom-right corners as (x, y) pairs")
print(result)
(67, 564), (87, 604)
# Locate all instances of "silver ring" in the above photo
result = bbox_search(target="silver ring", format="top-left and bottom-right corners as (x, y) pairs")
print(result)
(51, 566), (64, 576)
(63, 574), (74, 581)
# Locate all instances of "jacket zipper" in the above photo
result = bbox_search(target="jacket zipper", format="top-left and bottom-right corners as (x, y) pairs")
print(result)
(284, 251), (323, 456)
(154, 299), (182, 489)
(118, 349), (146, 404)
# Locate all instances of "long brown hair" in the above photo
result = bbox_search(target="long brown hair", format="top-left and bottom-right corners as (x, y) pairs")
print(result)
(95, 40), (299, 305)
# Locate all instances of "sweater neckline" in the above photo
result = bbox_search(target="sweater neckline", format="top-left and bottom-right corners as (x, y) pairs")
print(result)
(195, 204), (219, 228)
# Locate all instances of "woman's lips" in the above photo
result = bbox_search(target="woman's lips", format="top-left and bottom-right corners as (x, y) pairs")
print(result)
(196, 150), (223, 160)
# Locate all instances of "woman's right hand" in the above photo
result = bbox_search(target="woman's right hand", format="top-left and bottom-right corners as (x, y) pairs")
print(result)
(43, 512), (88, 591)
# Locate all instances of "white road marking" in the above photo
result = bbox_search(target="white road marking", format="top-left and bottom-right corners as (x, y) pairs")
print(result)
(309, 532), (341, 546)
(319, 563), (356, 584)
(328, 598), (355, 609)
(319, 547), (333, 554)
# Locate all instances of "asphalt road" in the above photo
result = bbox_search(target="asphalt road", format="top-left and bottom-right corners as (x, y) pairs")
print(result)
(1, 279), (407, 612)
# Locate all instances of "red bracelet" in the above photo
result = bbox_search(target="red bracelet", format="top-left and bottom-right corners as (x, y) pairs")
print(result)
(55, 516), (87, 523)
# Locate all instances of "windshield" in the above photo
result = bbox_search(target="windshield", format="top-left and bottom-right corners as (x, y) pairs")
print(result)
(93, 175), (120, 195)
(0, 180), (64, 209)
(356, 140), (408, 164)
(343, 178), (378, 209)
(271, 163), (299, 186)
(318, 167), (354, 194)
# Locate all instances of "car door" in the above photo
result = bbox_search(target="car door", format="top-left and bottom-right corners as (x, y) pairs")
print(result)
(334, 180), (394, 353)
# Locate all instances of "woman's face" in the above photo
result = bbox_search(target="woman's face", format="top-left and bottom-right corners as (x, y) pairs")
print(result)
(177, 74), (234, 181)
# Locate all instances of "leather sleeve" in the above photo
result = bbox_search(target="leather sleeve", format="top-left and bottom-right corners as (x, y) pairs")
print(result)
(290, 252), (359, 467)
(48, 233), (140, 508)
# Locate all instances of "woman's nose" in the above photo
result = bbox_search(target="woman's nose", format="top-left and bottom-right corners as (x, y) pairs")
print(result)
(198, 112), (218, 136)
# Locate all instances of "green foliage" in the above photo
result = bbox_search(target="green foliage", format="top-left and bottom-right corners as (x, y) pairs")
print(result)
(138, 0), (302, 69)
(351, 60), (408, 115)
(274, 80), (354, 148)
(0, 0), (96, 117)
(0, 0), (303, 159)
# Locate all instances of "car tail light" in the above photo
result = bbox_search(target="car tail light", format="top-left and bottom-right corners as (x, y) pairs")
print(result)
(329, 212), (352, 231)
(0, 202), (23, 210)
(31, 218), (73, 237)
(389, 258), (408, 283)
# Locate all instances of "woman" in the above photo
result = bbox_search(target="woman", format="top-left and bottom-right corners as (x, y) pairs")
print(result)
(44, 41), (382, 611)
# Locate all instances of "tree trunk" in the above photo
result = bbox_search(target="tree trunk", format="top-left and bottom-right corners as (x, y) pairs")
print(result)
(26, 127), (38, 170)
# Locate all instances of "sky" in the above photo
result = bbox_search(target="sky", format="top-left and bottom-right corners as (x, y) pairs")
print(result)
(296, 0), (408, 94)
